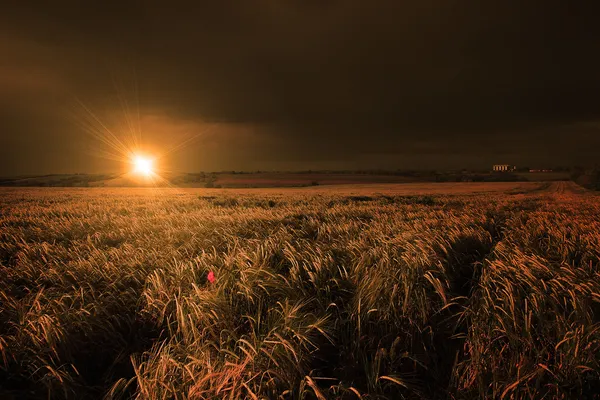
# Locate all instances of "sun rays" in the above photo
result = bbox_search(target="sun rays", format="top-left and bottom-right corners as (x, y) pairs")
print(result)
(68, 72), (218, 187)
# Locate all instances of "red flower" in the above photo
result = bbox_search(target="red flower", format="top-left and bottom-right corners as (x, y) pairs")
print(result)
(207, 271), (215, 284)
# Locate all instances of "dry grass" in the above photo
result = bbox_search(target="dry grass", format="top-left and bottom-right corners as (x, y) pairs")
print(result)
(0, 183), (599, 399)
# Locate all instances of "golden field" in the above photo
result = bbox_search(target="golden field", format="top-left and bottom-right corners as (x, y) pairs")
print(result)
(0, 182), (599, 399)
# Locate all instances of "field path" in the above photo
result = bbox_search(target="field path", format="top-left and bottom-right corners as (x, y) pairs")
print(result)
(545, 181), (588, 195)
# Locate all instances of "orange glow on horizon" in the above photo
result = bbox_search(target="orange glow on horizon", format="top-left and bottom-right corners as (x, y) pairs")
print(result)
(131, 154), (155, 177)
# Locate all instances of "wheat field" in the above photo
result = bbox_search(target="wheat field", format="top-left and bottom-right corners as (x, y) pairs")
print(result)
(1, 182), (599, 399)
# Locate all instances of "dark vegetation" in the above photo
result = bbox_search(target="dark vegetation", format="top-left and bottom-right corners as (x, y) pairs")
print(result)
(573, 166), (600, 191)
(1, 187), (599, 399)
(0, 174), (118, 187)
(0, 169), (571, 188)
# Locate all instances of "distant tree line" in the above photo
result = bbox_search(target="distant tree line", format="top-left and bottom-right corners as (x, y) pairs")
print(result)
(572, 166), (600, 190)
(0, 174), (117, 187)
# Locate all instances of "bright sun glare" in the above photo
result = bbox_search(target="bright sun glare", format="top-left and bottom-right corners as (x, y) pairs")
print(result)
(131, 155), (155, 177)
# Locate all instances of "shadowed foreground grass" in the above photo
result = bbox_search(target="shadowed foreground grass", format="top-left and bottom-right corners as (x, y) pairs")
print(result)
(0, 186), (599, 399)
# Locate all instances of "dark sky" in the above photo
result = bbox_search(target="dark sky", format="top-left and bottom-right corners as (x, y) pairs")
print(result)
(1, 1), (600, 175)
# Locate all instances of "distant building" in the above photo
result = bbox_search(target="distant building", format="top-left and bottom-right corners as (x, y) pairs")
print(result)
(529, 169), (553, 173)
(493, 164), (516, 172)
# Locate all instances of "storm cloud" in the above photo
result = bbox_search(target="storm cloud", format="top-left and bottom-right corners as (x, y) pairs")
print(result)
(1, 1), (600, 174)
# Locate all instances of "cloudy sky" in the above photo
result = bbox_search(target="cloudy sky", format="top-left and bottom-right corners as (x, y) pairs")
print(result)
(1, 1), (600, 175)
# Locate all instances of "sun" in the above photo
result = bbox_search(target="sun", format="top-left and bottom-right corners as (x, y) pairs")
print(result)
(131, 154), (155, 177)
